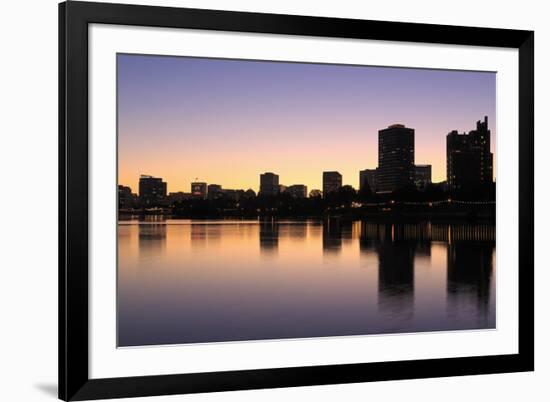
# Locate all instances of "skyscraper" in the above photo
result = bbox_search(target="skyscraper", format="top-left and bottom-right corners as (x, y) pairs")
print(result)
(138, 175), (167, 206)
(323, 171), (342, 196)
(259, 172), (279, 196)
(377, 124), (415, 193)
(446, 116), (493, 191)
(359, 168), (378, 193)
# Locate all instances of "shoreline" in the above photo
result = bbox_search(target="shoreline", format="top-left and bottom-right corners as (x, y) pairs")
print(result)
(118, 210), (495, 224)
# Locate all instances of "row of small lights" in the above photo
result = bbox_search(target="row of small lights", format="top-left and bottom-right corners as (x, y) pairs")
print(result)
(351, 199), (495, 208)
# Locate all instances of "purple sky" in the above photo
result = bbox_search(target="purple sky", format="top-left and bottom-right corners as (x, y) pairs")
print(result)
(118, 54), (496, 193)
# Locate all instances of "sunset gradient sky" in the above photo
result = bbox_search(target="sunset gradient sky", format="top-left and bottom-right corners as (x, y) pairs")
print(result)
(117, 54), (496, 194)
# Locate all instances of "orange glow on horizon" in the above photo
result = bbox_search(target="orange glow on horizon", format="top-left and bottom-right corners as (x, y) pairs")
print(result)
(118, 136), (458, 194)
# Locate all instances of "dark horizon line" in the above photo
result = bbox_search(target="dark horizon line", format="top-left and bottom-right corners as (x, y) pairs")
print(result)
(119, 176), (497, 195)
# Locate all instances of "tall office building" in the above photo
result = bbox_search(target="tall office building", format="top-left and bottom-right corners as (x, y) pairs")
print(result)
(414, 165), (432, 189)
(287, 184), (308, 198)
(359, 168), (378, 193)
(446, 116), (493, 191)
(377, 124), (415, 193)
(259, 172), (279, 196)
(323, 171), (342, 196)
(138, 175), (167, 205)
(191, 182), (207, 199)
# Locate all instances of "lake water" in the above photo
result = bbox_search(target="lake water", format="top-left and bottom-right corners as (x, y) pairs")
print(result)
(117, 218), (495, 347)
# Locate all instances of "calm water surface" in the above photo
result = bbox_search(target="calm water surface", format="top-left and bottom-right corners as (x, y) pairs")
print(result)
(118, 218), (495, 346)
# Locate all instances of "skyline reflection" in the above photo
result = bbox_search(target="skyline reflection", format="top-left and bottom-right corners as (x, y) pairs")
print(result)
(118, 218), (495, 346)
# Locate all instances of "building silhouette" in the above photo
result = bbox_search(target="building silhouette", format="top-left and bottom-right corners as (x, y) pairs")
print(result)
(167, 191), (191, 204)
(414, 164), (432, 189)
(138, 175), (167, 205)
(323, 171), (342, 196)
(118, 185), (135, 209)
(359, 168), (378, 193)
(287, 184), (308, 198)
(191, 182), (207, 199)
(221, 189), (245, 201)
(446, 116), (493, 191)
(207, 184), (223, 199)
(127, 115), (494, 211)
(309, 189), (322, 198)
(244, 188), (257, 199)
(377, 124), (415, 193)
(260, 172), (279, 196)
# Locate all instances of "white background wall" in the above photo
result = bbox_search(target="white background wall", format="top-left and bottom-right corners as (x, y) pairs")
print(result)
(0, 0), (546, 401)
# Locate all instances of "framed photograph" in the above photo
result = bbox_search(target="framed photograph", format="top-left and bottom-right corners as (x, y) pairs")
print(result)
(59, 1), (534, 400)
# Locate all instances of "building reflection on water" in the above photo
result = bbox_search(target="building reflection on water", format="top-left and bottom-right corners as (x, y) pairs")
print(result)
(322, 218), (342, 253)
(136, 216), (167, 258)
(259, 219), (279, 255)
(134, 219), (494, 300)
(358, 221), (494, 324)
(190, 223), (208, 249)
(118, 218), (495, 346)
(374, 226), (415, 322)
(447, 241), (493, 325)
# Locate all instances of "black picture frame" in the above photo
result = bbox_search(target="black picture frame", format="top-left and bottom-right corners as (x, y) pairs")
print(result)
(59, 1), (534, 400)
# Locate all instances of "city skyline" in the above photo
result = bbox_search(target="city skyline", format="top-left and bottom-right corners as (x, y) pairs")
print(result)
(120, 116), (492, 197)
(119, 118), (492, 196)
(118, 54), (496, 193)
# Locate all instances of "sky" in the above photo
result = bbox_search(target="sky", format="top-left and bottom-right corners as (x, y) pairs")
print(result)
(117, 54), (496, 194)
